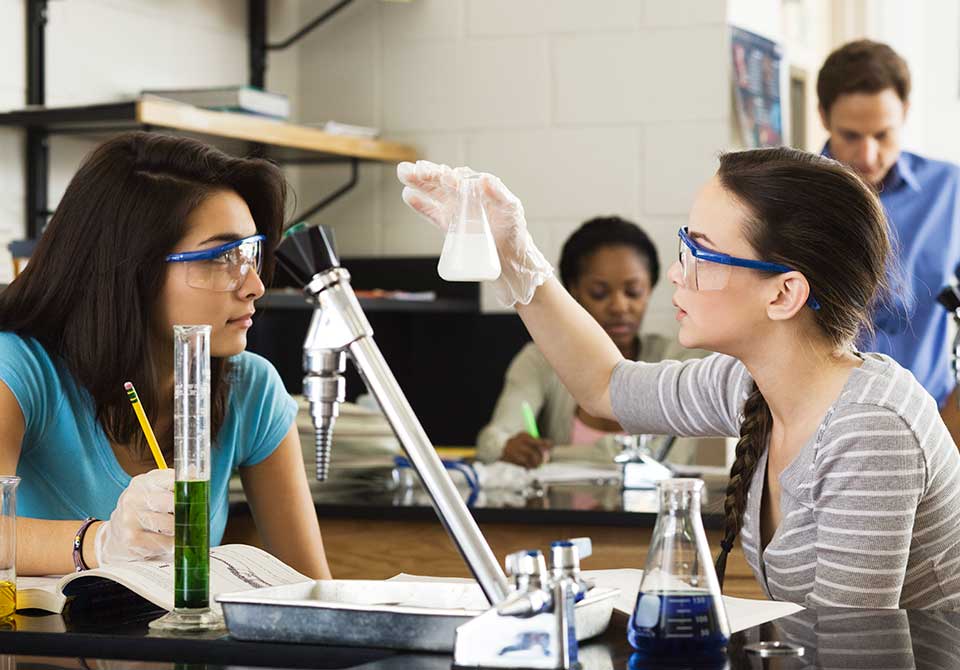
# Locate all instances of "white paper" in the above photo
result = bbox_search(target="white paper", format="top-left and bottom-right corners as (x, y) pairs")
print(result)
(581, 569), (803, 633)
(390, 569), (803, 634)
(533, 462), (621, 484)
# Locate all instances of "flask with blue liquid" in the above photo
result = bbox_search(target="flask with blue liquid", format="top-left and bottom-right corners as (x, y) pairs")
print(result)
(628, 478), (730, 660)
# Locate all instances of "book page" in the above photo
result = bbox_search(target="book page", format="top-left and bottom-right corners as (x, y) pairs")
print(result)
(61, 544), (311, 614)
(16, 575), (68, 612)
(208, 544), (311, 597)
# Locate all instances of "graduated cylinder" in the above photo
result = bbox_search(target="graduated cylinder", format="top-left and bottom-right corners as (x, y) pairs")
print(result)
(173, 325), (212, 610)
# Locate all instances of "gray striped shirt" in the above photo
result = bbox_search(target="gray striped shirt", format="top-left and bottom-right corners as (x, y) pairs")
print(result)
(610, 352), (960, 609)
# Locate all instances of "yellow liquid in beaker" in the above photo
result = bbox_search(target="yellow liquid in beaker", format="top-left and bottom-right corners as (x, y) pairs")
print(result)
(0, 580), (15, 618)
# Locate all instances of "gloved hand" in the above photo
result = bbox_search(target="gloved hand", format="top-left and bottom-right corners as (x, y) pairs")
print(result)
(95, 468), (175, 565)
(397, 160), (554, 307)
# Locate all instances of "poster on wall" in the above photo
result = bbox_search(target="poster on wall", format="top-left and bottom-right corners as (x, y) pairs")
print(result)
(731, 26), (783, 148)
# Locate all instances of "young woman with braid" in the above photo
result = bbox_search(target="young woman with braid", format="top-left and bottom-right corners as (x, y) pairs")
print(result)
(398, 148), (960, 610)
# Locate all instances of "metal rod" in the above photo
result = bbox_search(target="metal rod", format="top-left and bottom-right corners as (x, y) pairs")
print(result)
(248, 0), (267, 89)
(348, 336), (510, 605)
(27, 0), (46, 105)
(267, 0), (353, 51)
(26, 0), (48, 239)
(25, 130), (48, 238)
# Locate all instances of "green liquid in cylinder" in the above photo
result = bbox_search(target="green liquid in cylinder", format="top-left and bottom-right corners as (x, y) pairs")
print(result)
(174, 479), (209, 610)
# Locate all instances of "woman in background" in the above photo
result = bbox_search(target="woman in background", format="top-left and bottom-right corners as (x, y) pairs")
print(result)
(477, 217), (702, 467)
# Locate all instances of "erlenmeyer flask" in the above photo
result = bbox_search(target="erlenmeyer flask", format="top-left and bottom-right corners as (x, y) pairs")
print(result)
(437, 173), (502, 282)
(628, 478), (730, 657)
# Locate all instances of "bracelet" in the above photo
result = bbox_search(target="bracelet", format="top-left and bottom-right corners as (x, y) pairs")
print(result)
(72, 517), (98, 572)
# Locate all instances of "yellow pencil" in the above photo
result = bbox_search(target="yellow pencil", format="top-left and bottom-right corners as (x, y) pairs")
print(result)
(123, 382), (168, 470)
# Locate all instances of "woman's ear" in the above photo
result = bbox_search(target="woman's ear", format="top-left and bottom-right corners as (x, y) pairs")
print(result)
(766, 272), (811, 321)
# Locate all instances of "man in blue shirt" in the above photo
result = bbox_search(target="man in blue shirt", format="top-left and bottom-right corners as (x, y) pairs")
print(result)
(817, 40), (960, 443)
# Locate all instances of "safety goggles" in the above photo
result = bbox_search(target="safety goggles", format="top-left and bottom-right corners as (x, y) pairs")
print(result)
(165, 234), (265, 292)
(678, 227), (820, 310)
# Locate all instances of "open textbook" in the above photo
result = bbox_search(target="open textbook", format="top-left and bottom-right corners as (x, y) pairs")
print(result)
(16, 544), (309, 615)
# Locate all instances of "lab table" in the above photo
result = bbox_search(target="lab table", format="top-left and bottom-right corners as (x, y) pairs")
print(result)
(1, 604), (957, 669)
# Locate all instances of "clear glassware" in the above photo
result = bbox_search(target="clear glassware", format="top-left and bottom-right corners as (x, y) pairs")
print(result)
(614, 434), (654, 462)
(628, 478), (730, 658)
(437, 173), (502, 282)
(150, 325), (223, 632)
(0, 476), (19, 620)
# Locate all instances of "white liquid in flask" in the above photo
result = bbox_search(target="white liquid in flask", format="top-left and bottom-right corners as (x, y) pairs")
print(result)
(437, 174), (502, 282)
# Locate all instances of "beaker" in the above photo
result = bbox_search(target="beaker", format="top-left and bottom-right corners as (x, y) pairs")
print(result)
(0, 477), (19, 620)
(149, 325), (223, 632)
(628, 478), (730, 658)
(437, 173), (502, 282)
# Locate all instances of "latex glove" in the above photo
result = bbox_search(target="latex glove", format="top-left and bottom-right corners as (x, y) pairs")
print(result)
(95, 468), (175, 565)
(396, 160), (554, 307)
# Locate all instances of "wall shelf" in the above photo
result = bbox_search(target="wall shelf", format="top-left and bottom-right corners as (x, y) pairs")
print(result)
(0, 97), (417, 164)
(13, 0), (418, 237)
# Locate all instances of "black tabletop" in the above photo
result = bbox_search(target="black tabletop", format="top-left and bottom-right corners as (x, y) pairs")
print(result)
(2, 604), (958, 669)
(229, 472), (732, 529)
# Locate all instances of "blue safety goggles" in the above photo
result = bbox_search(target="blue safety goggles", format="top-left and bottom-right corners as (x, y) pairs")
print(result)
(165, 234), (265, 292)
(678, 227), (820, 310)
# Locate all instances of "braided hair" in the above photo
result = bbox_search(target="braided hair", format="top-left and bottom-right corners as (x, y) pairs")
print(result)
(711, 148), (892, 587)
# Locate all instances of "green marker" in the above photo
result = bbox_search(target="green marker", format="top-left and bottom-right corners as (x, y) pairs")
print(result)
(283, 221), (308, 238)
(521, 401), (540, 439)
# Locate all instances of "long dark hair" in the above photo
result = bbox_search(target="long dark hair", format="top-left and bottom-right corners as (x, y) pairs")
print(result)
(0, 132), (287, 462)
(558, 216), (660, 289)
(711, 147), (892, 586)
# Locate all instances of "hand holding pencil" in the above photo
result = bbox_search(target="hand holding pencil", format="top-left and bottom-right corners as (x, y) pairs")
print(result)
(501, 402), (552, 468)
(90, 382), (175, 568)
(95, 469), (175, 566)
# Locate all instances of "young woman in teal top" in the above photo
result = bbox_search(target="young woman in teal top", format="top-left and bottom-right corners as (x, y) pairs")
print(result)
(0, 132), (331, 578)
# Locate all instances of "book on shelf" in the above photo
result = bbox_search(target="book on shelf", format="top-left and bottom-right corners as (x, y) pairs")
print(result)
(141, 86), (290, 119)
(16, 544), (309, 615)
(322, 121), (380, 138)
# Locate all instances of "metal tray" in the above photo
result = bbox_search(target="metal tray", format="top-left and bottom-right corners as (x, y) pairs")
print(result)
(217, 579), (619, 652)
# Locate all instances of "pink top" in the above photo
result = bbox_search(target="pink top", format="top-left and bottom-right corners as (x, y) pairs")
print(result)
(569, 414), (624, 445)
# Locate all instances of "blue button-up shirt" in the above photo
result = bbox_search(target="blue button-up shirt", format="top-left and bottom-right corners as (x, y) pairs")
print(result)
(825, 145), (960, 406)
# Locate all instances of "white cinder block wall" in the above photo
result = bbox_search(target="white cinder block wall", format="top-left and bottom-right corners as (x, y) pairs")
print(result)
(0, 0), (304, 284)
(296, 0), (740, 333)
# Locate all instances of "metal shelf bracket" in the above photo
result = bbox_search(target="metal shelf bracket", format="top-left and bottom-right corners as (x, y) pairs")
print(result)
(291, 157), (359, 226)
(249, 0), (353, 88)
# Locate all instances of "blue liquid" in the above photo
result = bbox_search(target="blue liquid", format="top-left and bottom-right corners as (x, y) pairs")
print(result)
(628, 590), (728, 657)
